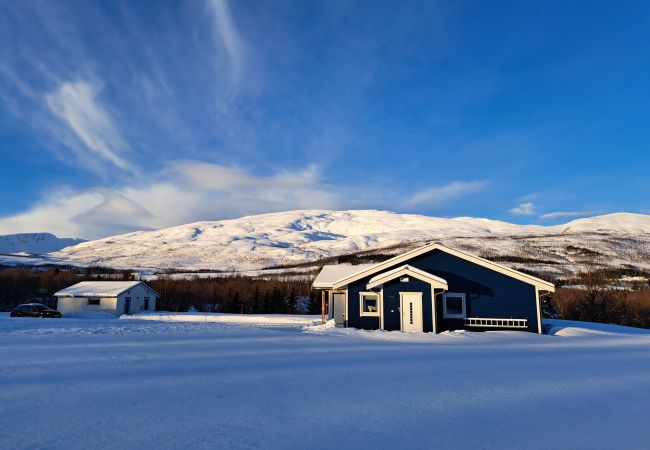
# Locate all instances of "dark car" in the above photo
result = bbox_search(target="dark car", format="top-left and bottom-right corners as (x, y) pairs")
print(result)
(10, 303), (62, 318)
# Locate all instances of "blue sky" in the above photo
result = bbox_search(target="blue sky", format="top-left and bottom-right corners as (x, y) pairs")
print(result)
(0, 0), (648, 239)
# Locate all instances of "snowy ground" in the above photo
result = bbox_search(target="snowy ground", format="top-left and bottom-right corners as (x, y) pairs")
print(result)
(1, 314), (649, 449)
(125, 311), (320, 327)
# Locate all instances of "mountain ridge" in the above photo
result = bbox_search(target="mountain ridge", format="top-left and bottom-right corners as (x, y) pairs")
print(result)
(0, 232), (86, 254)
(38, 210), (650, 275)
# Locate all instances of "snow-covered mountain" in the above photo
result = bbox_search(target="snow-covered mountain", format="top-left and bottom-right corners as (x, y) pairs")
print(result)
(0, 232), (85, 254)
(43, 210), (650, 278)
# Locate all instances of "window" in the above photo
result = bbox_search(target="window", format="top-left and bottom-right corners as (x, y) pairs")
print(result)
(359, 292), (380, 317)
(443, 292), (466, 318)
(87, 298), (100, 306)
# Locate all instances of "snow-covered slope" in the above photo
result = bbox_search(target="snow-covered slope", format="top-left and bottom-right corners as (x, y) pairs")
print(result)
(0, 232), (84, 254)
(46, 210), (650, 277)
(559, 212), (650, 234)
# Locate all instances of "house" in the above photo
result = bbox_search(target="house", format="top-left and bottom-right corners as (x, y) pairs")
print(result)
(312, 243), (555, 333)
(54, 281), (159, 316)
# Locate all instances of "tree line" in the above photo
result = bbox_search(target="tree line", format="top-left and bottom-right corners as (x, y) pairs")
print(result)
(0, 267), (320, 314)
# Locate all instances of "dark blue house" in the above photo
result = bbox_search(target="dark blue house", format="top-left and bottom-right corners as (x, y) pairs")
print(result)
(313, 243), (555, 334)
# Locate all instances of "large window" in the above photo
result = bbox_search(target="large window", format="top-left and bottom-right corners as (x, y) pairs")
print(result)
(443, 292), (466, 318)
(359, 292), (380, 317)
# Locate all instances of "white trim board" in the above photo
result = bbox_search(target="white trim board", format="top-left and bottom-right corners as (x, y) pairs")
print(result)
(359, 291), (380, 317)
(366, 264), (448, 290)
(331, 243), (555, 292)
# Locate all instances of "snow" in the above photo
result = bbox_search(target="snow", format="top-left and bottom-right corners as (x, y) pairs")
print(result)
(544, 319), (650, 336)
(2, 210), (649, 281)
(39, 210), (650, 275)
(125, 311), (320, 327)
(312, 263), (376, 288)
(0, 232), (84, 254)
(54, 280), (147, 297)
(1, 314), (649, 449)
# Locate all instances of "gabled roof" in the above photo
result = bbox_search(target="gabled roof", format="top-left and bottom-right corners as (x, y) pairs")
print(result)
(325, 243), (554, 291)
(312, 264), (376, 289)
(54, 281), (159, 298)
(366, 264), (448, 290)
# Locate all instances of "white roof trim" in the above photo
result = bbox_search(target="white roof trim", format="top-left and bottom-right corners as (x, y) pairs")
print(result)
(366, 265), (448, 290)
(332, 243), (555, 291)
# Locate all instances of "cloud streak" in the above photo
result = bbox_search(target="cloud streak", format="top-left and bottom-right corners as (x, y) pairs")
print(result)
(510, 202), (536, 215)
(405, 180), (488, 208)
(206, 0), (246, 89)
(45, 81), (134, 175)
(0, 161), (343, 239)
(539, 211), (601, 220)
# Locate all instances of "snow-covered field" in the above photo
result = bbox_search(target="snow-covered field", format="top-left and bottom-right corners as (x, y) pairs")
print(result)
(1, 313), (649, 449)
(125, 311), (320, 327)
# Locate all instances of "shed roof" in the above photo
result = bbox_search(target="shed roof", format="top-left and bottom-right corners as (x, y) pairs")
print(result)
(54, 281), (157, 298)
(312, 264), (376, 289)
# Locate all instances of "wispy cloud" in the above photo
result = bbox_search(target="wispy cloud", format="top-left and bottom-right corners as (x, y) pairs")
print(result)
(405, 180), (488, 208)
(509, 202), (536, 215)
(169, 160), (319, 191)
(0, 161), (343, 239)
(45, 81), (134, 175)
(539, 211), (601, 220)
(206, 0), (246, 89)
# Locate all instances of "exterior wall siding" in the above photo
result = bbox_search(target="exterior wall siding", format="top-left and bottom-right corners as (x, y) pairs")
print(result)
(56, 283), (158, 316)
(382, 277), (433, 332)
(344, 248), (540, 333)
(56, 297), (118, 315)
(407, 250), (539, 333)
(347, 280), (380, 330)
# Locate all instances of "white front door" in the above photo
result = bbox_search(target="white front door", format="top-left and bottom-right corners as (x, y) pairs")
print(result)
(400, 292), (423, 332)
(332, 292), (346, 327)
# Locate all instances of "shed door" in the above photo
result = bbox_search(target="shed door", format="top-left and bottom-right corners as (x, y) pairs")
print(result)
(332, 292), (346, 328)
(124, 297), (131, 315)
(401, 292), (423, 332)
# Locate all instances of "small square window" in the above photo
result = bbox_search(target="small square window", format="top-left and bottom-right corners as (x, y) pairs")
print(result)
(88, 298), (100, 306)
(443, 292), (466, 318)
(360, 292), (380, 317)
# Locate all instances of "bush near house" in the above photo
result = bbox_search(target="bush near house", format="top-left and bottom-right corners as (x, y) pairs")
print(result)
(551, 288), (650, 329)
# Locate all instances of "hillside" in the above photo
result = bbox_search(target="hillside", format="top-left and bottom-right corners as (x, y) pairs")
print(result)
(0, 232), (85, 254)
(37, 210), (650, 279)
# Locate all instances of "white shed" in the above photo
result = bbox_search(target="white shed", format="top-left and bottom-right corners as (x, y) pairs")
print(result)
(54, 281), (159, 316)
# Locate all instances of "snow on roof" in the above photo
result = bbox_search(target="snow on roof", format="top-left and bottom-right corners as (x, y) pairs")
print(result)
(54, 281), (154, 297)
(312, 264), (377, 289)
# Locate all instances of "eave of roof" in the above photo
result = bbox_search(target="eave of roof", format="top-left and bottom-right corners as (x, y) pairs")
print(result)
(330, 243), (555, 291)
(366, 264), (448, 290)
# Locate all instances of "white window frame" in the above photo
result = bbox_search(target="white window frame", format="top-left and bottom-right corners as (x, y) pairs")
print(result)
(443, 292), (466, 318)
(359, 292), (380, 317)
